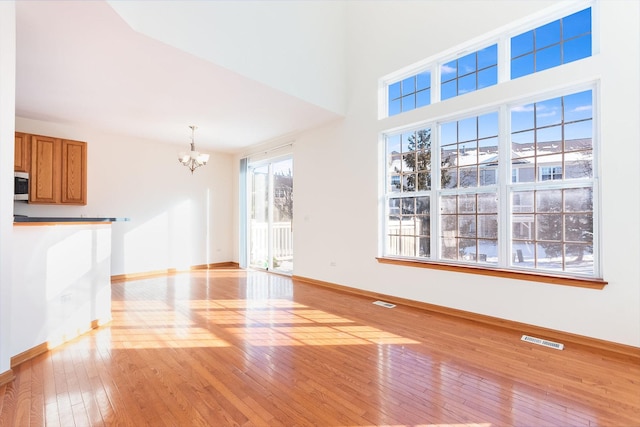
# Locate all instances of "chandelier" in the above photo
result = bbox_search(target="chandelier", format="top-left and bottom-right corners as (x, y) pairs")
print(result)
(178, 125), (210, 173)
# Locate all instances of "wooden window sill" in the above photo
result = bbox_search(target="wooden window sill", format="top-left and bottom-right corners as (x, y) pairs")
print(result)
(376, 257), (607, 289)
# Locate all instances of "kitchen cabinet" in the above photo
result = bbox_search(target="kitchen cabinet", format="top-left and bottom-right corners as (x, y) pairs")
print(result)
(30, 135), (60, 203)
(14, 132), (30, 173)
(61, 139), (87, 204)
(30, 135), (87, 205)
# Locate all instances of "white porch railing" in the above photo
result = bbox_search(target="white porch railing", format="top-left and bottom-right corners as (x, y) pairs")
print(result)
(250, 221), (293, 266)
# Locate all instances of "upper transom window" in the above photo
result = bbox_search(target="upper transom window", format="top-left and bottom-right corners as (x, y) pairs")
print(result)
(381, 5), (593, 119)
(388, 72), (431, 116)
(511, 8), (592, 79)
(441, 44), (498, 101)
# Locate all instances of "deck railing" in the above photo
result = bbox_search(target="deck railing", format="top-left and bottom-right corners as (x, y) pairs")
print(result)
(250, 221), (293, 264)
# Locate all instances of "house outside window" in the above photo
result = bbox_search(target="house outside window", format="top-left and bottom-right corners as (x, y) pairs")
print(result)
(540, 166), (563, 181)
(511, 90), (593, 183)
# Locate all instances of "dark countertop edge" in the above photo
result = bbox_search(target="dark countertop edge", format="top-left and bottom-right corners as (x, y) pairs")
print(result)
(14, 217), (130, 224)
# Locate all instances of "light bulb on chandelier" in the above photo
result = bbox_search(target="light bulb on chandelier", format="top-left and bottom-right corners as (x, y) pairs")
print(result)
(178, 125), (210, 174)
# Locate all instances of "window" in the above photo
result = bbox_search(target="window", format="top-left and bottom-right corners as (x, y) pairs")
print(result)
(386, 128), (433, 258)
(439, 112), (499, 265)
(440, 193), (498, 264)
(387, 129), (434, 193)
(380, 3), (599, 280)
(511, 8), (592, 79)
(440, 112), (499, 189)
(387, 196), (431, 258)
(382, 8), (592, 119)
(383, 87), (597, 277)
(510, 90), (594, 276)
(511, 90), (593, 183)
(388, 72), (431, 116)
(441, 44), (497, 100)
(511, 187), (594, 275)
(540, 166), (562, 181)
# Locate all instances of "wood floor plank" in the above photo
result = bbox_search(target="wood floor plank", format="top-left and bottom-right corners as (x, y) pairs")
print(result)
(91, 336), (143, 427)
(78, 346), (112, 426)
(28, 357), (45, 426)
(0, 385), (5, 423)
(0, 269), (639, 426)
(38, 352), (61, 427)
(15, 361), (33, 426)
(51, 352), (75, 427)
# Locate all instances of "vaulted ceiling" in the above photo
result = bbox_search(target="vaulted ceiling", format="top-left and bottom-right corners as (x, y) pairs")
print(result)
(15, 1), (346, 153)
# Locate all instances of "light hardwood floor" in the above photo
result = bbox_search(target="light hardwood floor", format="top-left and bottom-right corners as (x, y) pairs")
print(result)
(1, 269), (638, 426)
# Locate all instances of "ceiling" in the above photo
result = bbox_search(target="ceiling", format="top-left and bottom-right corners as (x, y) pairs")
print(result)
(15, 1), (345, 153)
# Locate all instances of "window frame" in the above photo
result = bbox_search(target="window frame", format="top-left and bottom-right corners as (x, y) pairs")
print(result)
(381, 38), (502, 119)
(378, 0), (596, 120)
(388, 71), (432, 116)
(381, 84), (601, 282)
(540, 166), (563, 181)
(378, 1), (601, 285)
(440, 44), (499, 101)
(509, 7), (594, 80)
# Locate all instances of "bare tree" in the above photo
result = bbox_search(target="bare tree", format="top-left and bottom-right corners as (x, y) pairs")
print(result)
(273, 169), (293, 221)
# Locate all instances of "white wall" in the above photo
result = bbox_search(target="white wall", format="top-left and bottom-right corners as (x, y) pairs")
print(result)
(289, 0), (640, 347)
(0, 0), (16, 375)
(12, 224), (112, 356)
(108, 0), (347, 116)
(15, 118), (234, 276)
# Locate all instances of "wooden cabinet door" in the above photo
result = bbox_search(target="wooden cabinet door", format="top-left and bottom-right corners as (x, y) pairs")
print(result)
(14, 132), (30, 173)
(61, 139), (87, 205)
(30, 135), (61, 204)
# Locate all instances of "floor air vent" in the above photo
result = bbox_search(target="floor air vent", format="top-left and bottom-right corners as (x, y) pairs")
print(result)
(521, 335), (564, 350)
(373, 300), (396, 309)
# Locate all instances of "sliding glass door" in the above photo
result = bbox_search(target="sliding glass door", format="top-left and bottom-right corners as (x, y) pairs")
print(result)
(248, 157), (293, 274)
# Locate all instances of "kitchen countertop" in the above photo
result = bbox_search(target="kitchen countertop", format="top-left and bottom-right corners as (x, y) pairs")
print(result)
(14, 216), (130, 224)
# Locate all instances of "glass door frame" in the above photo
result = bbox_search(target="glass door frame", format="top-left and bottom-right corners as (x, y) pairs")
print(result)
(246, 154), (293, 275)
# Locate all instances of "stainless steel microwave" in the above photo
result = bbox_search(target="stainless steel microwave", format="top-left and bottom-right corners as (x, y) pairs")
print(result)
(14, 172), (29, 201)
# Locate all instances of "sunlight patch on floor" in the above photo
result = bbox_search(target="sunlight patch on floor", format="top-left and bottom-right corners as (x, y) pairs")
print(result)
(107, 297), (419, 349)
(109, 324), (230, 349)
(226, 324), (419, 347)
